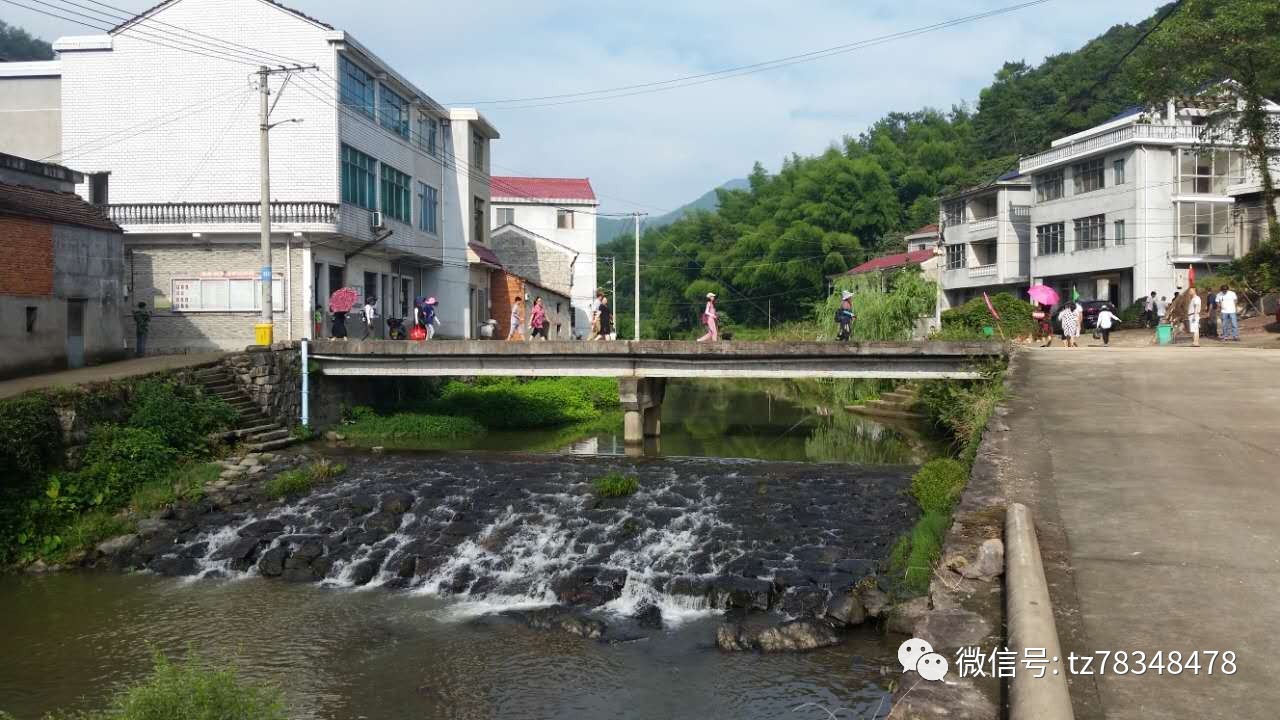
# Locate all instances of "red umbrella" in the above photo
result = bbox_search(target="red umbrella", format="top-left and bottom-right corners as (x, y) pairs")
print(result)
(328, 287), (359, 313)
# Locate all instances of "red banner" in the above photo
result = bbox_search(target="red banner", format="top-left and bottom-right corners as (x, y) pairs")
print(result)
(983, 291), (1001, 321)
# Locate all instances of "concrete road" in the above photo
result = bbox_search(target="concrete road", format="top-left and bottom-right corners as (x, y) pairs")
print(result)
(1007, 347), (1280, 719)
(0, 353), (224, 400)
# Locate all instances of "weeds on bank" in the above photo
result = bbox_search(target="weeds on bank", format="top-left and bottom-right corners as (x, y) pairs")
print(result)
(264, 459), (346, 500)
(342, 406), (485, 447)
(592, 471), (640, 497)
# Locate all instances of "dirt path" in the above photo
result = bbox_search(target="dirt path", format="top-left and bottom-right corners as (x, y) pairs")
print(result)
(0, 353), (225, 400)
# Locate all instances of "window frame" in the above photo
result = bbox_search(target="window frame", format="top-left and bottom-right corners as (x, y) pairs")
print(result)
(556, 209), (574, 229)
(380, 163), (412, 224)
(1035, 170), (1064, 202)
(417, 181), (439, 234)
(1177, 200), (1232, 255)
(1072, 157), (1105, 195)
(1073, 214), (1107, 251)
(340, 144), (377, 210)
(945, 243), (966, 270)
(496, 207), (515, 226)
(170, 276), (284, 312)
(943, 201), (965, 226)
(338, 56), (376, 120)
(1179, 149), (1245, 195)
(1113, 158), (1126, 185)
(1036, 222), (1065, 256)
(378, 84), (410, 139)
(1113, 219), (1126, 246)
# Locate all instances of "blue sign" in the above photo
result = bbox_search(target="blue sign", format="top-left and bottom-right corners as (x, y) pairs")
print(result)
(260, 267), (273, 282)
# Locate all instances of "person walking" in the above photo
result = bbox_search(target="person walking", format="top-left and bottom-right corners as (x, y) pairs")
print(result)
(597, 292), (614, 340)
(530, 297), (548, 340)
(330, 310), (348, 339)
(424, 297), (439, 339)
(835, 290), (855, 341)
(697, 292), (719, 342)
(1034, 303), (1054, 347)
(1187, 287), (1202, 347)
(507, 297), (525, 341)
(132, 302), (151, 357)
(1207, 287), (1221, 339)
(1156, 295), (1169, 325)
(313, 305), (324, 338)
(1057, 302), (1080, 348)
(1218, 283), (1240, 341)
(1095, 304), (1121, 347)
(360, 297), (378, 340)
(1143, 291), (1157, 328)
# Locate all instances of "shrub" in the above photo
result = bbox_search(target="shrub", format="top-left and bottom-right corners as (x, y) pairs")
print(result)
(0, 394), (63, 562)
(889, 511), (952, 595)
(917, 373), (1004, 465)
(818, 268), (937, 341)
(127, 379), (236, 454)
(264, 460), (346, 500)
(941, 292), (1035, 338)
(433, 378), (611, 429)
(76, 426), (178, 504)
(343, 407), (485, 445)
(131, 463), (221, 514)
(593, 471), (640, 497)
(96, 650), (286, 720)
(910, 458), (968, 514)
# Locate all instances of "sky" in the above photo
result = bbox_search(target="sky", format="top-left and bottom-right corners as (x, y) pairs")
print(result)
(7, 0), (1165, 214)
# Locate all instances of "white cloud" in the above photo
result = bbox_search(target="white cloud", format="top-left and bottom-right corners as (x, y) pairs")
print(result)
(6, 0), (1164, 211)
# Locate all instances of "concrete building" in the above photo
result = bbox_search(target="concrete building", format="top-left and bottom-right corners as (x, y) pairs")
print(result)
(1017, 93), (1280, 307)
(0, 153), (125, 377)
(904, 224), (939, 252)
(488, 223), (578, 339)
(0, 0), (499, 352)
(489, 177), (598, 334)
(0, 61), (61, 161)
(937, 174), (1032, 309)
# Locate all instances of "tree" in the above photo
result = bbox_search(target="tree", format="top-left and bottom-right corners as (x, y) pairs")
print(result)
(1135, 0), (1280, 241)
(0, 21), (54, 61)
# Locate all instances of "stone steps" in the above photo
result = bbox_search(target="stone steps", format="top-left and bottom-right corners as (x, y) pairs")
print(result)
(248, 428), (290, 443)
(195, 364), (299, 453)
(247, 437), (295, 453)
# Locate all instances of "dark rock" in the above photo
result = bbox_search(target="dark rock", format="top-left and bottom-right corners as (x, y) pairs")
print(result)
(779, 586), (830, 618)
(258, 546), (287, 577)
(666, 575), (710, 599)
(290, 541), (324, 562)
(95, 534), (139, 558)
(915, 608), (994, 649)
(364, 511), (402, 534)
(794, 545), (843, 563)
(709, 577), (773, 611)
(151, 555), (198, 576)
(239, 519), (284, 538)
(724, 555), (766, 578)
(516, 606), (606, 640)
(211, 536), (261, 563)
(281, 565), (321, 582)
(396, 554), (417, 578)
(311, 555), (335, 578)
(634, 603), (663, 629)
(717, 619), (840, 653)
(381, 492), (415, 515)
(135, 533), (179, 561)
(716, 624), (755, 652)
(348, 560), (378, 586)
(857, 586), (891, 618)
(134, 519), (173, 539)
(834, 558), (875, 577)
(445, 566), (474, 593)
(346, 494), (377, 515)
(815, 572), (857, 591)
(770, 569), (808, 590)
(414, 555), (445, 576)
(442, 521), (478, 536)
(824, 590), (867, 626)
(179, 542), (209, 559)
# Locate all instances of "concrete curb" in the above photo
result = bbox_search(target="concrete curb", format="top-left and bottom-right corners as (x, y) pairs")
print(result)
(1006, 502), (1074, 720)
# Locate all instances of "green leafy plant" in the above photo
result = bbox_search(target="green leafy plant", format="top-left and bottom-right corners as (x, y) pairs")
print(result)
(593, 471), (640, 497)
(127, 379), (236, 454)
(820, 268), (938, 342)
(889, 511), (952, 595)
(343, 406), (486, 445)
(910, 458), (969, 514)
(263, 460), (346, 500)
(940, 292), (1035, 338)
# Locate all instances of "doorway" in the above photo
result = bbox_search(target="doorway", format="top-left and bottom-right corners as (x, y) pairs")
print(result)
(66, 299), (86, 369)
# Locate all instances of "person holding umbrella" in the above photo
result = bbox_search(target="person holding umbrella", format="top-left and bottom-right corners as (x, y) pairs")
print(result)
(327, 287), (359, 339)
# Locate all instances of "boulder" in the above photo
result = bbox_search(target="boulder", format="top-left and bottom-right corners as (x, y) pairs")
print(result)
(135, 518), (174, 539)
(857, 585), (891, 619)
(364, 511), (402, 534)
(915, 608), (994, 649)
(516, 606), (606, 640)
(210, 536), (261, 563)
(348, 560), (378, 586)
(885, 596), (931, 636)
(258, 546), (288, 577)
(151, 555), (198, 577)
(634, 603), (663, 630)
(238, 518), (285, 538)
(290, 541), (324, 563)
(95, 534), (139, 558)
(708, 577), (773, 611)
(346, 494), (377, 516)
(778, 586), (830, 618)
(716, 619), (840, 653)
(959, 538), (1004, 580)
(824, 590), (867, 626)
(381, 492), (416, 515)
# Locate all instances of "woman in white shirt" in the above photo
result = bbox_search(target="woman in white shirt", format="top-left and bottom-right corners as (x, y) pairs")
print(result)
(1186, 287), (1202, 347)
(1095, 305), (1121, 347)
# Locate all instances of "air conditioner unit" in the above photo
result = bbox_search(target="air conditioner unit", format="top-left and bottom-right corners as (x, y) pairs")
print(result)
(370, 211), (385, 230)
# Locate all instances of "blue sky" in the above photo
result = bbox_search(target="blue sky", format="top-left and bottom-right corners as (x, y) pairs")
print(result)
(9, 0), (1164, 213)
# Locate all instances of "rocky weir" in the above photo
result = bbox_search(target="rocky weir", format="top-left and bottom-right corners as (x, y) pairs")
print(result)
(100, 453), (917, 641)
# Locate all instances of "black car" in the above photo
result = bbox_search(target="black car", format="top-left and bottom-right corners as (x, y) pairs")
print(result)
(1078, 300), (1114, 329)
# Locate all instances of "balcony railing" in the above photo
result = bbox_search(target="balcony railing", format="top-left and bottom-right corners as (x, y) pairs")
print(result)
(968, 264), (998, 278)
(107, 201), (340, 226)
(968, 217), (997, 238)
(1020, 124), (1207, 173)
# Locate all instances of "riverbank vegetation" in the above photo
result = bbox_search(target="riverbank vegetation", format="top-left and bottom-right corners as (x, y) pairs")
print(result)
(0, 378), (237, 567)
(592, 471), (640, 498)
(264, 459), (347, 500)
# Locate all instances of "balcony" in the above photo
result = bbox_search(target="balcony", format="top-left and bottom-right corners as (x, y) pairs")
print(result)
(967, 264), (998, 278)
(107, 201), (340, 227)
(1020, 124), (1206, 173)
(968, 217), (997, 240)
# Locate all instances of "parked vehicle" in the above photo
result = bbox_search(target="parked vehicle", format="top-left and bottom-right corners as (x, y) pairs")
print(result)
(1079, 300), (1111, 329)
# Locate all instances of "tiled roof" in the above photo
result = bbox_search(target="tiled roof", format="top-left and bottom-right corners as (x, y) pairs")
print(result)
(468, 242), (503, 268)
(111, 0), (334, 33)
(0, 183), (121, 232)
(838, 249), (935, 277)
(490, 177), (597, 202)
(906, 224), (938, 236)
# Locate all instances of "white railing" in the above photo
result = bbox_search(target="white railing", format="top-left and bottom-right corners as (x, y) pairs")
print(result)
(968, 217), (998, 238)
(108, 201), (340, 226)
(968, 264), (998, 278)
(1020, 124), (1206, 173)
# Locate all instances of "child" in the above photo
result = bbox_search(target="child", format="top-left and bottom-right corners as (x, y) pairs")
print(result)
(1095, 304), (1121, 347)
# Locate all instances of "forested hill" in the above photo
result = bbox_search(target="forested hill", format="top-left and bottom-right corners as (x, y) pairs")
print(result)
(600, 5), (1177, 339)
(0, 21), (54, 61)
(596, 178), (749, 244)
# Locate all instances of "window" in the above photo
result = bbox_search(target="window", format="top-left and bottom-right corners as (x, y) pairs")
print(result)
(380, 163), (411, 223)
(340, 144), (377, 210)
(1178, 201), (1232, 255)
(945, 244), (965, 270)
(1074, 214), (1106, 250)
(1179, 149), (1244, 195)
(1113, 158), (1126, 185)
(557, 209), (574, 229)
(1072, 157), (1105, 195)
(943, 201), (964, 226)
(89, 172), (109, 205)
(496, 207), (515, 226)
(416, 115), (439, 156)
(1035, 170), (1064, 202)
(363, 272), (378, 304)
(417, 182), (439, 234)
(339, 56), (376, 119)
(473, 196), (486, 243)
(1114, 220), (1126, 246)
(472, 131), (485, 171)
(171, 277), (283, 311)
(379, 84), (410, 139)
(25, 306), (36, 332)
(1036, 223), (1065, 256)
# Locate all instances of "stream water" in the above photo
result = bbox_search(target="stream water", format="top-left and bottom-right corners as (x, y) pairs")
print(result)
(0, 380), (934, 720)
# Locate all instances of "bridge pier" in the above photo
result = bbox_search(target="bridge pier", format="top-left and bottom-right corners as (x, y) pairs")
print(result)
(619, 377), (666, 446)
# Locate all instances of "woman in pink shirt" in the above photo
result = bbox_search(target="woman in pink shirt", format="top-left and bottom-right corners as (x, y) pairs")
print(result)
(530, 297), (548, 340)
(697, 292), (719, 342)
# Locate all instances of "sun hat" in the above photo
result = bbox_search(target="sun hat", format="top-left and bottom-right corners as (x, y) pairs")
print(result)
(841, 290), (854, 300)
(706, 292), (717, 300)
(426, 296), (437, 304)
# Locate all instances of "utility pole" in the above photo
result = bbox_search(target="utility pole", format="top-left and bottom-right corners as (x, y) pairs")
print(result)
(610, 256), (616, 332)
(633, 212), (645, 340)
(257, 66), (273, 346)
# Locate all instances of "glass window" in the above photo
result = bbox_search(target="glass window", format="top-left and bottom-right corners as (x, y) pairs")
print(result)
(339, 56), (376, 119)
(341, 144), (377, 210)
(496, 207), (515, 226)
(1074, 214), (1106, 250)
(1114, 220), (1126, 246)
(557, 209), (574, 229)
(428, 118), (438, 156)
(1035, 170), (1064, 202)
(1178, 201), (1232, 255)
(1179, 149), (1245, 195)
(943, 201), (964, 226)
(380, 163), (411, 223)
(417, 182), (439, 234)
(379, 84), (410, 139)
(472, 131), (485, 171)
(473, 196), (486, 244)
(170, 278), (283, 311)
(1036, 223), (1065, 256)
(1072, 157), (1105, 195)
(945, 244), (965, 270)
(1113, 158), (1126, 185)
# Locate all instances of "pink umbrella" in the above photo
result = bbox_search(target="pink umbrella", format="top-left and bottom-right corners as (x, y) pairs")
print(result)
(328, 287), (360, 313)
(1027, 284), (1058, 306)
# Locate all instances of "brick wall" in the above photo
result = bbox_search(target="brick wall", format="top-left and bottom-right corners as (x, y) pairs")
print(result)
(0, 216), (53, 296)
(490, 270), (525, 339)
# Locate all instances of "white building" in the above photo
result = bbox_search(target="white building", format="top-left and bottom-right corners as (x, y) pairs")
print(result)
(937, 175), (1032, 309)
(489, 177), (599, 333)
(1017, 94), (1280, 307)
(0, 0), (498, 351)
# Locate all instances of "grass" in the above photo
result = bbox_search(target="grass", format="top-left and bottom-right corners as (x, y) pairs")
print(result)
(342, 407), (485, 448)
(131, 463), (221, 515)
(429, 377), (618, 429)
(263, 459), (346, 500)
(41, 510), (136, 566)
(592, 471), (640, 497)
(889, 511), (952, 595)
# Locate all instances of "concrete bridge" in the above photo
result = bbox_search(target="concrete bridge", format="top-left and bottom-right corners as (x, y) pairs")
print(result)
(308, 340), (1004, 445)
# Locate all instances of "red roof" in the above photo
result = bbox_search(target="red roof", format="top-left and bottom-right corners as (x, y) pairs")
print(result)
(490, 177), (597, 202)
(0, 183), (121, 232)
(839, 249), (936, 276)
(907, 224), (939, 236)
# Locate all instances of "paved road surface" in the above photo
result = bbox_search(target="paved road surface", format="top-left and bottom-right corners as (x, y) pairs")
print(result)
(0, 353), (224, 400)
(1006, 347), (1280, 719)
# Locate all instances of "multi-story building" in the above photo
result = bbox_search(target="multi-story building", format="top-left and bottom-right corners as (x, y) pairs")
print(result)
(0, 0), (498, 351)
(490, 177), (599, 332)
(1018, 93), (1280, 307)
(937, 174), (1032, 309)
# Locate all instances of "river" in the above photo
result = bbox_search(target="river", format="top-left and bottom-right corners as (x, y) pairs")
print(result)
(0, 380), (934, 720)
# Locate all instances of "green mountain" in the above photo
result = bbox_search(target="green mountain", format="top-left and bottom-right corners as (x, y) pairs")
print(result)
(597, 178), (749, 245)
(0, 20), (54, 61)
